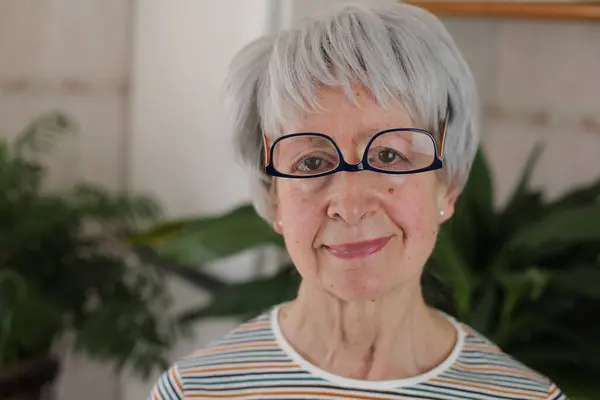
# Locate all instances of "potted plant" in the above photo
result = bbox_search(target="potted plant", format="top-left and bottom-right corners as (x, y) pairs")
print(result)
(131, 147), (600, 399)
(0, 113), (180, 400)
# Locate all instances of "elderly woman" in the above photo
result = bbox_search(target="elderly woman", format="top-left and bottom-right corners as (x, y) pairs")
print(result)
(150, 1), (567, 399)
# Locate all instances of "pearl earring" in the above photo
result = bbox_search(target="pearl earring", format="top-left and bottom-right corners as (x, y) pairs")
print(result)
(277, 220), (283, 226)
(439, 209), (445, 217)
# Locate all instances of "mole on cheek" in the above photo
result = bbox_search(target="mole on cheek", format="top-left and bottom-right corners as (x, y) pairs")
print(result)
(388, 187), (394, 194)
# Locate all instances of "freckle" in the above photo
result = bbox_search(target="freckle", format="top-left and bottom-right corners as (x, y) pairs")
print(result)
(388, 187), (394, 194)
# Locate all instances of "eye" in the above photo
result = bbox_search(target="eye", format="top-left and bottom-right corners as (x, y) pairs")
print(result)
(294, 155), (337, 174)
(377, 149), (405, 164)
(299, 157), (324, 171)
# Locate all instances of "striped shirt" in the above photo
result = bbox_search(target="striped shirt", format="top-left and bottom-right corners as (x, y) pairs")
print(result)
(149, 305), (567, 399)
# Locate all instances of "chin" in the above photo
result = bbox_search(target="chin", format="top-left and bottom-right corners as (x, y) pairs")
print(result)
(325, 271), (394, 302)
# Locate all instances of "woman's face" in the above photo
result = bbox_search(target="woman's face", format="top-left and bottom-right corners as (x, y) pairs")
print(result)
(273, 86), (457, 302)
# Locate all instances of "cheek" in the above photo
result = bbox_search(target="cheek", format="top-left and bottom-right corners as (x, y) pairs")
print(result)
(387, 177), (439, 239)
(276, 184), (326, 279)
(277, 183), (322, 244)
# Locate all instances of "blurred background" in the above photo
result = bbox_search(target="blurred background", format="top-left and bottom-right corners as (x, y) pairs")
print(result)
(1, 0), (599, 399)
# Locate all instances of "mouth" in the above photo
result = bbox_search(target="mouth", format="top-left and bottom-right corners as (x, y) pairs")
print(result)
(323, 236), (392, 260)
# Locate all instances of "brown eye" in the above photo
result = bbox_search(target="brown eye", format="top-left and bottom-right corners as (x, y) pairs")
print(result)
(378, 149), (400, 164)
(300, 157), (323, 171)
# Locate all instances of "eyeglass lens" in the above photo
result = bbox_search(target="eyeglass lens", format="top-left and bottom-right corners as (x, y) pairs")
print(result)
(271, 130), (436, 176)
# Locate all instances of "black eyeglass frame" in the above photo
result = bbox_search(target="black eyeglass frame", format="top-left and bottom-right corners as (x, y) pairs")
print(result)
(263, 112), (449, 179)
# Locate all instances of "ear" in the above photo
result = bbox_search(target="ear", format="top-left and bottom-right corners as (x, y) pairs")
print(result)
(273, 218), (283, 234)
(272, 203), (283, 234)
(436, 183), (459, 223)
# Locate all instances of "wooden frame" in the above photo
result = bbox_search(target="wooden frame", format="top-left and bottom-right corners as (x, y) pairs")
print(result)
(406, 2), (600, 21)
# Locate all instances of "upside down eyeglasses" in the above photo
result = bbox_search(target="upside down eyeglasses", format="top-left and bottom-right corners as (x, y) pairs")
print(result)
(263, 110), (449, 179)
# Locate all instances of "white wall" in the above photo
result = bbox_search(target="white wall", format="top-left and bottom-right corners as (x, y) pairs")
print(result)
(128, 0), (276, 217)
(123, 1), (275, 398)
(0, 0), (132, 192)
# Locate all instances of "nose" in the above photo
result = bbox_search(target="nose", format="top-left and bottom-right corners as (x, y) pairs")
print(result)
(325, 171), (381, 225)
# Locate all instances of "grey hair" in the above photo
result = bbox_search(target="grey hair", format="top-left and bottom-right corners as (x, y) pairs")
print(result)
(224, 0), (479, 223)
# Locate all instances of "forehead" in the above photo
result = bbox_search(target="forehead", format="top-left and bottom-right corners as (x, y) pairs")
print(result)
(281, 85), (415, 140)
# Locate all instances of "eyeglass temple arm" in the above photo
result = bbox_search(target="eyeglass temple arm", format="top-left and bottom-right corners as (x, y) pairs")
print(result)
(438, 108), (450, 160)
(263, 134), (271, 167)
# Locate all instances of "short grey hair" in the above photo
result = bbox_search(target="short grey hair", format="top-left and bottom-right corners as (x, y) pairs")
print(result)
(224, 0), (479, 223)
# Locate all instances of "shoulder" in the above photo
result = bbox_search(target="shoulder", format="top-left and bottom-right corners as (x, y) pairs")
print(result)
(149, 310), (570, 400)
(182, 309), (279, 363)
(451, 321), (568, 400)
(148, 309), (296, 399)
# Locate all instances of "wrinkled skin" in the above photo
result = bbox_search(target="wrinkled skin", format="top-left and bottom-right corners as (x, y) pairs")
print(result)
(272, 85), (459, 381)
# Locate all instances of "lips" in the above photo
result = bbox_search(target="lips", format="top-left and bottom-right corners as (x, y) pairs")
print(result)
(324, 236), (391, 259)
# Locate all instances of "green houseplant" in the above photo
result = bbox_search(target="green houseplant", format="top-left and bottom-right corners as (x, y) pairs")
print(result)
(0, 113), (180, 400)
(132, 147), (600, 399)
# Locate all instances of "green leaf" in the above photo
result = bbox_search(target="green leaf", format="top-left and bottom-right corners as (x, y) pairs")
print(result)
(466, 148), (495, 217)
(536, 323), (600, 367)
(548, 179), (600, 212)
(0, 113), (175, 376)
(542, 367), (600, 400)
(551, 267), (600, 298)
(128, 204), (261, 246)
(0, 270), (29, 365)
(493, 313), (549, 347)
(127, 219), (192, 246)
(430, 227), (472, 319)
(496, 268), (552, 332)
(137, 204), (284, 266)
(178, 266), (299, 322)
(504, 143), (543, 213)
(499, 144), (545, 236)
(512, 345), (586, 368)
(508, 204), (600, 252)
(447, 149), (495, 262)
(13, 112), (77, 156)
(468, 283), (498, 334)
(70, 183), (162, 224)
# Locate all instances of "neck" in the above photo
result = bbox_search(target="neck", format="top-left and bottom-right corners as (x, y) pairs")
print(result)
(278, 280), (457, 381)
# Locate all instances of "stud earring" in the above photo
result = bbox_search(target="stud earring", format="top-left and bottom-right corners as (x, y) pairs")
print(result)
(277, 220), (283, 226)
(439, 209), (445, 217)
